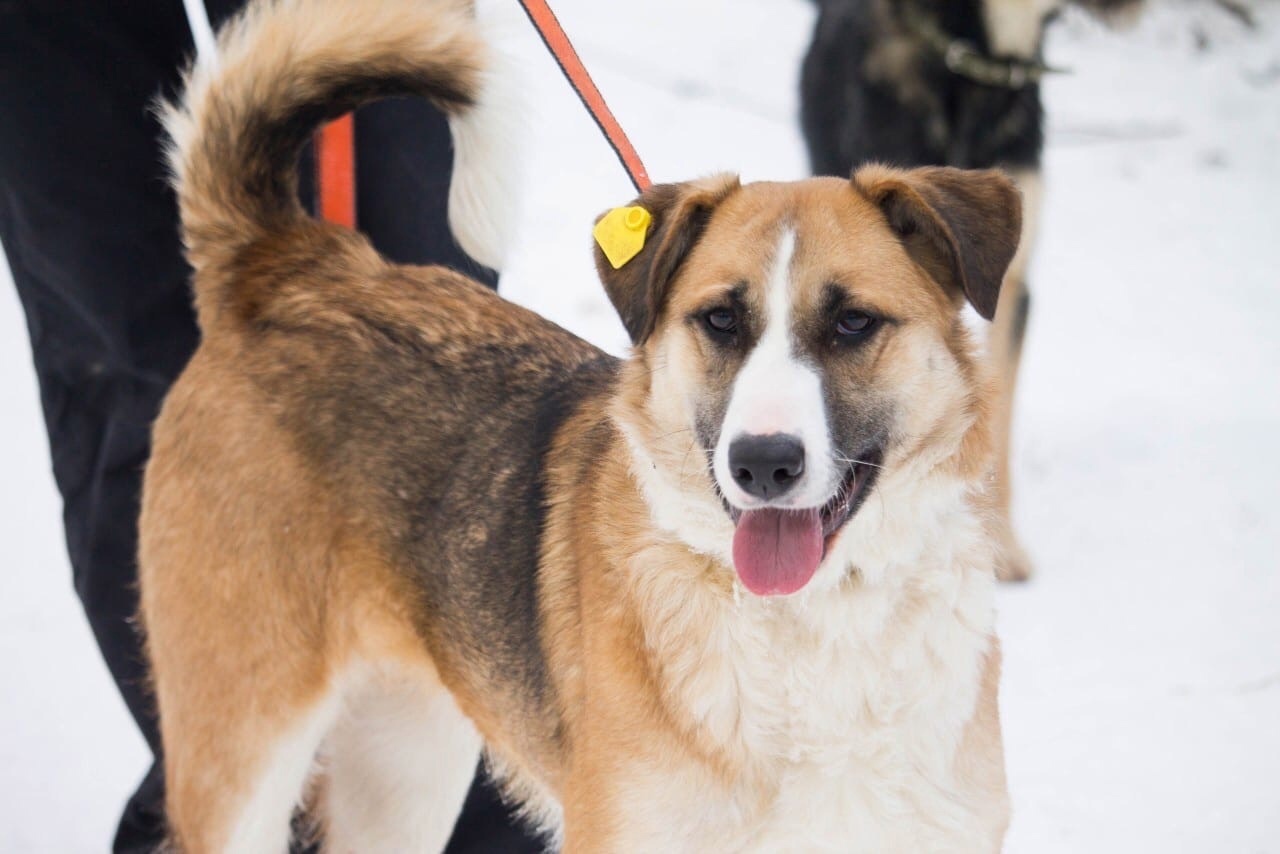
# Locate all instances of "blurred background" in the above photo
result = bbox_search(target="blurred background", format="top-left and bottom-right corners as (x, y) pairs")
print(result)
(1, 0), (1276, 850)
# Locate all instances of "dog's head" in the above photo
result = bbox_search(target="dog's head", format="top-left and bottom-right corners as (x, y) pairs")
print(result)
(599, 166), (1020, 596)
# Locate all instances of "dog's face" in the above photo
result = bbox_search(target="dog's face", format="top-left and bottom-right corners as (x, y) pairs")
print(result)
(599, 167), (1020, 596)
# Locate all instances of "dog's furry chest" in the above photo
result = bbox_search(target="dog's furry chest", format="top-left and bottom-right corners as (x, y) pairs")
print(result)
(622, 554), (997, 852)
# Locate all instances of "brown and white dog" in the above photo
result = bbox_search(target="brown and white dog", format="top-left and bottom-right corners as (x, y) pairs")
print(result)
(140, 0), (1021, 850)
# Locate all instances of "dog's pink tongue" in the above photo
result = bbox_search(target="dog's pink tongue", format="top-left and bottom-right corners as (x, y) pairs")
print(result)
(731, 509), (824, 596)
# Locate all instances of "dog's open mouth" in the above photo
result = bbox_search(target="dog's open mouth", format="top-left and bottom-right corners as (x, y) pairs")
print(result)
(818, 449), (883, 542)
(724, 449), (882, 597)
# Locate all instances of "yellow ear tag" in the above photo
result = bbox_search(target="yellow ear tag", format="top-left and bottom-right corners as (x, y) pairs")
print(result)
(593, 206), (651, 269)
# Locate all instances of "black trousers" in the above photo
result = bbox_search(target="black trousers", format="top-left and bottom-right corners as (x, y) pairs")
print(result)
(0, 2), (539, 851)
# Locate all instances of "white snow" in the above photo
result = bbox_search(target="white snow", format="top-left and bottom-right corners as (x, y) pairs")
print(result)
(1, 0), (1276, 850)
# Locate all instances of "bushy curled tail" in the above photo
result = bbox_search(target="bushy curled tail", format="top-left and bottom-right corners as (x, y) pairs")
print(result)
(161, 0), (518, 326)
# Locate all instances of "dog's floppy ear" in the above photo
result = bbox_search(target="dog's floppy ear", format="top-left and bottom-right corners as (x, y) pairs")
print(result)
(853, 165), (1021, 321)
(593, 174), (740, 345)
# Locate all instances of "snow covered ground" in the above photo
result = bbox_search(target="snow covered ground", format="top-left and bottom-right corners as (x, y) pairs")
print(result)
(1, 0), (1277, 850)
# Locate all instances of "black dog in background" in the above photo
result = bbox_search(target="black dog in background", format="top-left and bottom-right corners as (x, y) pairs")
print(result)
(801, 0), (1140, 580)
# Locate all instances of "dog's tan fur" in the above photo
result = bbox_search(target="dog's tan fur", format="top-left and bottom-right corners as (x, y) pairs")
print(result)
(141, 1), (1020, 850)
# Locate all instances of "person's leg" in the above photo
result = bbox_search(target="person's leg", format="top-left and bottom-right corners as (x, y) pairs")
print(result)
(0, 3), (201, 851)
(353, 98), (499, 288)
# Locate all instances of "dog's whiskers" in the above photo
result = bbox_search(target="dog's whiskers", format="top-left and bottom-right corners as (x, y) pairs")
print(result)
(677, 437), (700, 485)
(830, 452), (885, 470)
(653, 426), (693, 442)
(632, 358), (669, 379)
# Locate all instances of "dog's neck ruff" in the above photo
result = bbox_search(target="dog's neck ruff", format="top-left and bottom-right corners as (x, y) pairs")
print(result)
(612, 451), (999, 848)
(897, 0), (1064, 89)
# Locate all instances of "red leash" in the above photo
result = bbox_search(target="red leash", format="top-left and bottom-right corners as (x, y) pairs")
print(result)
(515, 0), (651, 194)
(315, 113), (356, 228)
(314, 0), (651, 226)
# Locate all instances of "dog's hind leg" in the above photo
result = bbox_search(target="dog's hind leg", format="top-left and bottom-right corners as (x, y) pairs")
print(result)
(139, 385), (356, 852)
(153, 649), (342, 854)
(988, 168), (1042, 582)
(319, 667), (482, 853)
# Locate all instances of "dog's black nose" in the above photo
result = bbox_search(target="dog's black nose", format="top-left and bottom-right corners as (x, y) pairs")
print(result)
(729, 434), (805, 500)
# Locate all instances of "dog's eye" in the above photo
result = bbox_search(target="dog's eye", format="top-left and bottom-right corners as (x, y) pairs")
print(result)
(836, 310), (875, 337)
(705, 308), (738, 335)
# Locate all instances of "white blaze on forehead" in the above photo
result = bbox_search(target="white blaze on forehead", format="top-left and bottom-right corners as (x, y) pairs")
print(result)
(714, 228), (837, 509)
